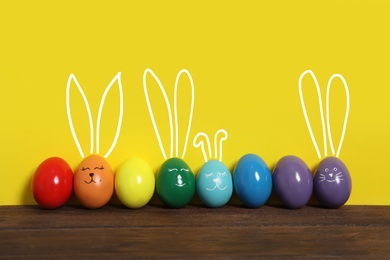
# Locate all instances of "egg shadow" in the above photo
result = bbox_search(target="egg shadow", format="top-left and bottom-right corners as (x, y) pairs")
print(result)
(147, 189), (167, 208)
(22, 169), (36, 206)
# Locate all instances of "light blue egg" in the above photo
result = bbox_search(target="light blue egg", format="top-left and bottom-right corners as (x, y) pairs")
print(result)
(196, 160), (233, 208)
(233, 154), (272, 208)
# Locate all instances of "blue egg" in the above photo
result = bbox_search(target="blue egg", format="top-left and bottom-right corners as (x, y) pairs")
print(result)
(196, 160), (233, 208)
(233, 154), (272, 208)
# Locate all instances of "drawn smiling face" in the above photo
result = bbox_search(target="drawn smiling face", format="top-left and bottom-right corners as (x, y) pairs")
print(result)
(196, 160), (233, 208)
(167, 167), (190, 188)
(313, 156), (352, 208)
(73, 154), (114, 209)
(156, 157), (195, 208)
(83, 165), (104, 184)
(315, 157), (350, 187)
(204, 171), (228, 191)
(319, 166), (344, 183)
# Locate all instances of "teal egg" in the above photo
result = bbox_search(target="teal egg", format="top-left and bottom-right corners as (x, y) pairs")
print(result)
(196, 160), (233, 207)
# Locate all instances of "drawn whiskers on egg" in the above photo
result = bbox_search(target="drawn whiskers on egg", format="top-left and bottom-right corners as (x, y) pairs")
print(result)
(318, 173), (344, 183)
(336, 172), (344, 180)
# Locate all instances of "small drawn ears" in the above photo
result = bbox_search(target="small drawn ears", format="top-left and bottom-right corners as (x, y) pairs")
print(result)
(194, 129), (228, 162)
(143, 68), (195, 160)
(298, 70), (350, 159)
(66, 72), (123, 159)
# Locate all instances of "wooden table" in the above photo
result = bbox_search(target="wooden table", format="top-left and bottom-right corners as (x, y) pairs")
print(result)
(0, 205), (389, 259)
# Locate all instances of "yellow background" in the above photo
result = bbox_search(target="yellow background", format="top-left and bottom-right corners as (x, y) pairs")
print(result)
(1, 1), (389, 205)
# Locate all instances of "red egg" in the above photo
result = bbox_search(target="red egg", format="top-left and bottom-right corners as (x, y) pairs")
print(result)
(32, 157), (73, 209)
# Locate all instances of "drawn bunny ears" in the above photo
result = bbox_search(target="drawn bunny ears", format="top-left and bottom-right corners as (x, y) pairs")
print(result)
(143, 68), (195, 160)
(193, 129), (228, 162)
(298, 70), (350, 159)
(66, 72), (124, 158)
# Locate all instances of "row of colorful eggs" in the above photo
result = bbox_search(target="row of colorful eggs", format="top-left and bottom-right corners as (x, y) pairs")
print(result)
(32, 154), (352, 210)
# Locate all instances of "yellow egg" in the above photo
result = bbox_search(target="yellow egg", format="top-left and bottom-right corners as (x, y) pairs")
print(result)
(115, 157), (155, 209)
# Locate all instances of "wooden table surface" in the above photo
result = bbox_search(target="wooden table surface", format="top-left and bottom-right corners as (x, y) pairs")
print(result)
(0, 205), (389, 259)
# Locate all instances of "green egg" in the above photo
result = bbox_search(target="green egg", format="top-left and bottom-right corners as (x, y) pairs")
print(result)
(156, 157), (195, 208)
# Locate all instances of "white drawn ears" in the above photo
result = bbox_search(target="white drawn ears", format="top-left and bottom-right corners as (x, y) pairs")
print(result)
(298, 70), (350, 159)
(194, 129), (228, 162)
(143, 68), (195, 160)
(66, 72), (124, 159)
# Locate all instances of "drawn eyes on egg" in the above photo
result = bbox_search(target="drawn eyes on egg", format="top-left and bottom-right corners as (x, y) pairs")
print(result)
(168, 168), (189, 172)
(81, 165), (104, 171)
(324, 167), (339, 173)
(205, 172), (227, 178)
(219, 172), (227, 178)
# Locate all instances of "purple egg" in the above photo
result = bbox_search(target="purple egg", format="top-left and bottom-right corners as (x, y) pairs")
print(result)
(313, 157), (352, 208)
(272, 155), (313, 209)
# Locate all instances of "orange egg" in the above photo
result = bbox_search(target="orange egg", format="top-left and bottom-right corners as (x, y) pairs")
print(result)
(73, 154), (114, 209)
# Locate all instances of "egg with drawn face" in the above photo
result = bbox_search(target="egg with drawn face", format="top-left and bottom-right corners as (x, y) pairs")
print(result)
(74, 154), (114, 209)
(313, 156), (352, 208)
(196, 160), (233, 208)
(156, 157), (195, 208)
